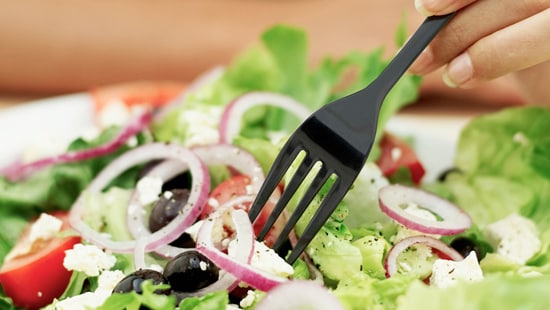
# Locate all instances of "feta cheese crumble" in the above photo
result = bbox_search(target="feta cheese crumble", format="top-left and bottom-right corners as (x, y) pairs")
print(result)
(430, 252), (483, 288)
(484, 213), (541, 264)
(250, 241), (294, 278)
(29, 213), (63, 243)
(136, 176), (163, 205)
(63, 244), (117, 277)
(52, 270), (125, 310)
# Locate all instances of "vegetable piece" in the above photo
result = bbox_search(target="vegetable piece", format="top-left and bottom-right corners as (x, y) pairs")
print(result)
(70, 143), (210, 254)
(163, 250), (220, 292)
(255, 280), (344, 310)
(376, 133), (425, 184)
(112, 269), (170, 295)
(384, 235), (463, 278)
(219, 92), (311, 144)
(0, 110), (153, 182)
(378, 184), (471, 235)
(201, 174), (283, 247)
(90, 81), (186, 115)
(196, 210), (287, 292)
(0, 212), (81, 310)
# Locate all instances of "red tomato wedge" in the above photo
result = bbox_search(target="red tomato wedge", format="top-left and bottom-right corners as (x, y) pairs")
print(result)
(0, 212), (81, 310)
(376, 132), (426, 184)
(90, 81), (187, 114)
(201, 175), (285, 247)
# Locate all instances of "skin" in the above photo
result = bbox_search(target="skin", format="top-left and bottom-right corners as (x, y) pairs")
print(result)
(410, 0), (550, 105)
(0, 0), (546, 106)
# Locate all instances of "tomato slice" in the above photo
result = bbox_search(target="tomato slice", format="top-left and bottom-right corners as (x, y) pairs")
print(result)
(201, 175), (285, 247)
(0, 212), (81, 310)
(376, 132), (426, 184)
(90, 81), (187, 114)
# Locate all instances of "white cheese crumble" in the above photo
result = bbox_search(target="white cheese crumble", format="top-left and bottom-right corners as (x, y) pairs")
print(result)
(391, 203), (438, 243)
(390, 146), (403, 162)
(484, 213), (541, 264)
(63, 244), (117, 277)
(136, 176), (163, 205)
(29, 213), (63, 243)
(430, 252), (483, 288)
(250, 241), (294, 278)
(178, 107), (222, 147)
(239, 290), (259, 308)
(5, 213), (63, 261)
(53, 270), (125, 310)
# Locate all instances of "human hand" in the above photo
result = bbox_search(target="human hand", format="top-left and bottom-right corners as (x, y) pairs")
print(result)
(409, 0), (550, 104)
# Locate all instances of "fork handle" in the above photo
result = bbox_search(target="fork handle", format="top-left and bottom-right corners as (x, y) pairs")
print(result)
(375, 13), (455, 94)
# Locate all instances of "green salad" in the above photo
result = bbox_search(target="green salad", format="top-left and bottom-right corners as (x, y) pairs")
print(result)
(0, 23), (550, 310)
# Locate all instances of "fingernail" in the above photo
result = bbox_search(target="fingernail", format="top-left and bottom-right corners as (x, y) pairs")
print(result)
(443, 52), (473, 88)
(409, 46), (434, 75)
(415, 0), (435, 16)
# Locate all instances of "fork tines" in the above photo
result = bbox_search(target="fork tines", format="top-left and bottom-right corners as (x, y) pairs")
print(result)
(248, 132), (355, 264)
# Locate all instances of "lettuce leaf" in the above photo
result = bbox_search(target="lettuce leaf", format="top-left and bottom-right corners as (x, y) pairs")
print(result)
(398, 274), (550, 310)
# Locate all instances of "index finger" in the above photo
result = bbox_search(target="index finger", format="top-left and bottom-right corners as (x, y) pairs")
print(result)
(415, 0), (477, 16)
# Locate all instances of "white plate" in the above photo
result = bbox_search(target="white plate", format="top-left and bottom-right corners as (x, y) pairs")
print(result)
(0, 94), (470, 182)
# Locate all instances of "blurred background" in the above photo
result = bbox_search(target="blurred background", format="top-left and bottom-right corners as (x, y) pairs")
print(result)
(0, 0), (521, 112)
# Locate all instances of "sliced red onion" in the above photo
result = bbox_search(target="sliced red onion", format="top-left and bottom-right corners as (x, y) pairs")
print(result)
(69, 143), (210, 253)
(255, 280), (344, 310)
(192, 144), (265, 193)
(219, 92), (311, 144)
(1, 111), (153, 182)
(379, 184), (471, 235)
(154, 66), (225, 121)
(196, 209), (287, 292)
(125, 158), (202, 258)
(175, 208), (256, 298)
(384, 235), (463, 278)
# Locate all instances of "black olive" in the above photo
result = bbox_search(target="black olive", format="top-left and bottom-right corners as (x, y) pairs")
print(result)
(112, 269), (170, 295)
(163, 250), (219, 292)
(148, 188), (196, 248)
(437, 167), (462, 182)
(450, 237), (482, 260)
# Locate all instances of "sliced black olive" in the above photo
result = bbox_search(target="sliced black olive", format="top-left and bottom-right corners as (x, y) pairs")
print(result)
(112, 269), (170, 295)
(148, 188), (196, 248)
(149, 188), (191, 232)
(450, 237), (482, 260)
(437, 167), (462, 182)
(163, 250), (219, 292)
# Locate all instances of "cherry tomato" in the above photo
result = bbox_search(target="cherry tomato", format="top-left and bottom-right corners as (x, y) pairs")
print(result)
(376, 133), (426, 185)
(201, 175), (284, 247)
(90, 81), (187, 114)
(0, 212), (81, 310)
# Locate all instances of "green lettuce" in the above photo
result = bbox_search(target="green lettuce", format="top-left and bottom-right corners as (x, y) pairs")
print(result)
(398, 274), (550, 310)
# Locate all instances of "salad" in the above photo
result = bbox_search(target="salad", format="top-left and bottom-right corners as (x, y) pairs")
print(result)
(1, 24), (550, 310)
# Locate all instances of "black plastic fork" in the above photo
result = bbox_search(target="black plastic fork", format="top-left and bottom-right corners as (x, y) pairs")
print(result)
(248, 13), (454, 264)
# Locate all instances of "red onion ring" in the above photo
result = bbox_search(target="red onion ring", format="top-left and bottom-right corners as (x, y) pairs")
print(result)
(384, 235), (463, 278)
(69, 143), (210, 254)
(1, 111), (153, 182)
(379, 184), (471, 235)
(174, 208), (256, 298)
(192, 144), (265, 193)
(196, 209), (287, 292)
(219, 92), (311, 144)
(255, 280), (344, 310)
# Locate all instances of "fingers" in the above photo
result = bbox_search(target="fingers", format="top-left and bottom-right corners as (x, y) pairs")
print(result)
(409, 0), (550, 87)
(415, 0), (476, 16)
(444, 8), (550, 88)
